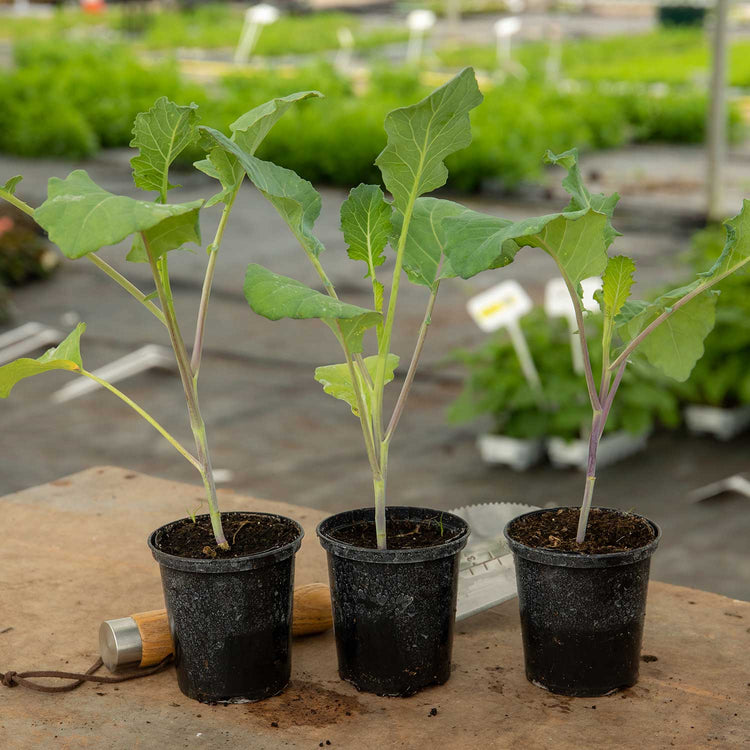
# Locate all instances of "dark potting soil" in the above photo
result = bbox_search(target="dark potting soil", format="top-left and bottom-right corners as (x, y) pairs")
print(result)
(329, 517), (461, 550)
(156, 514), (300, 560)
(508, 508), (655, 554)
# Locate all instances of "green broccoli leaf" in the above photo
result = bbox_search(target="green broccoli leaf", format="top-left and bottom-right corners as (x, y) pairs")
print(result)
(201, 127), (325, 259)
(619, 283), (718, 382)
(130, 98), (199, 196)
(195, 91), (321, 205)
(341, 183), (391, 284)
(392, 197), (468, 290)
(35, 170), (202, 259)
(243, 264), (380, 353)
(375, 67), (483, 213)
(1, 176), (23, 196)
(601, 255), (636, 319)
(315, 354), (399, 416)
(0, 323), (86, 398)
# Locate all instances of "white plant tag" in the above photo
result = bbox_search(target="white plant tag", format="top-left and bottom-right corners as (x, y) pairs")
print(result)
(248, 3), (279, 25)
(407, 9), (436, 31)
(467, 280), (532, 333)
(494, 17), (521, 37)
(544, 276), (602, 319)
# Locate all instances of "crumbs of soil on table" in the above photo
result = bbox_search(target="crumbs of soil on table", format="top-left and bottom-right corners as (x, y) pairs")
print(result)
(246, 681), (364, 727)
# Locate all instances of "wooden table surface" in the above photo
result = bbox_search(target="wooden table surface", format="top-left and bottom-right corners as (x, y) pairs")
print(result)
(1, 467), (748, 749)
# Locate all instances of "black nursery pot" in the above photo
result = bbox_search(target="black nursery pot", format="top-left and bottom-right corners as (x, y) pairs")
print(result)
(148, 511), (303, 704)
(504, 507), (661, 697)
(317, 506), (470, 697)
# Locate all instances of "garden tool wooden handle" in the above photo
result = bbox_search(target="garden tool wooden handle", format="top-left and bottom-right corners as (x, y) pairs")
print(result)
(100, 583), (332, 671)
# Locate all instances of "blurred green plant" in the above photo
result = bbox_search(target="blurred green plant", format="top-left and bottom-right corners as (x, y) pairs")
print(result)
(0, 42), (741, 191)
(449, 309), (680, 440)
(0, 5), (407, 54)
(437, 28), (750, 88)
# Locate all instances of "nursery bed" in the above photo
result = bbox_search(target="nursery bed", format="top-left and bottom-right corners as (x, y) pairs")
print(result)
(1, 467), (748, 748)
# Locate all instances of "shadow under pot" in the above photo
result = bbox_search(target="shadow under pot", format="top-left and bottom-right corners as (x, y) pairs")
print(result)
(148, 511), (304, 704)
(317, 506), (470, 697)
(504, 507), (661, 697)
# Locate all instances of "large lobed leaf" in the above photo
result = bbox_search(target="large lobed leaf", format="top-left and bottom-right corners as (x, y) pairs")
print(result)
(375, 67), (483, 213)
(618, 283), (717, 382)
(130, 98), (199, 197)
(444, 150), (614, 292)
(244, 264), (380, 353)
(314, 354), (399, 416)
(544, 149), (621, 248)
(201, 127), (325, 258)
(0, 324), (85, 398)
(616, 201), (750, 382)
(34, 171), (203, 259)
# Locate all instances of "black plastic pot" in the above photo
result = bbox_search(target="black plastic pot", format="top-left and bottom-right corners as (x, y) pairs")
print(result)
(148, 511), (303, 704)
(504, 507), (661, 697)
(317, 506), (470, 697)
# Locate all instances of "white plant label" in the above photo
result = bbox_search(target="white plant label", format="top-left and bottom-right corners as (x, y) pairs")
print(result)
(544, 276), (602, 319)
(467, 279), (532, 333)
(407, 9), (436, 31)
(248, 3), (279, 25)
(494, 17), (521, 38)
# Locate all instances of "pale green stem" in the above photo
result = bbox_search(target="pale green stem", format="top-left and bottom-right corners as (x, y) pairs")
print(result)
(341, 333), (380, 477)
(374, 452), (388, 550)
(307, 251), (377, 427)
(86, 254), (167, 326)
(385, 284), (439, 442)
(0, 188), (34, 218)
(599, 316), (614, 398)
(142, 233), (228, 549)
(80, 369), (201, 471)
(191, 189), (239, 377)
(373, 197), (417, 422)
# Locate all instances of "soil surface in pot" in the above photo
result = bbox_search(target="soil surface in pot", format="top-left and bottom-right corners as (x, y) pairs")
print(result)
(330, 517), (461, 550)
(508, 508), (654, 554)
(157, 514), (300, 559)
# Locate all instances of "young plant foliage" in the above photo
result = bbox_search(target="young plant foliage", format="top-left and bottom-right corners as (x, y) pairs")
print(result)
(444, 148), (750, 542)
(0, 93), (312, 550)
(34, 171), (203, 259)
(210, 68), (484, 549)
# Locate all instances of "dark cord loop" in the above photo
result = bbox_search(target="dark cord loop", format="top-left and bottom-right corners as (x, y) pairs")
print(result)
(1, 656), (172, 693)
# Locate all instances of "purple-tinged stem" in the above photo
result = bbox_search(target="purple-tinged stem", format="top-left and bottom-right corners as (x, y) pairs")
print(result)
(575, 359), (628, 543)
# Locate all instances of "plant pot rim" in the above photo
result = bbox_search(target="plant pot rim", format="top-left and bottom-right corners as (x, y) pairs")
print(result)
(148, 511), (304, 574)
(317, 506), (470, 564)
(503, 506), (661, 568)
